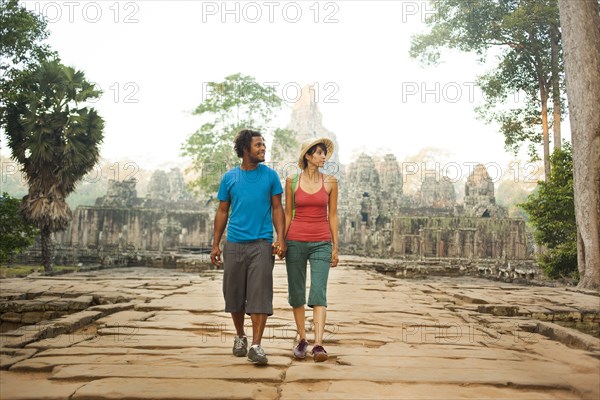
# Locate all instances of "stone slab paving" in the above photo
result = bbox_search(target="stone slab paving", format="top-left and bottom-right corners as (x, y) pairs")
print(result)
(0, 262), (599, 399)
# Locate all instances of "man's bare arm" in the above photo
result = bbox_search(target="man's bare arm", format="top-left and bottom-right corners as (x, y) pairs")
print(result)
(211, 201), (230, 266)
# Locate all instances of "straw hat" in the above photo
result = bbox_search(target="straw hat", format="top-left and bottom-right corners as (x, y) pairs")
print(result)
(297, 137), (334, 169)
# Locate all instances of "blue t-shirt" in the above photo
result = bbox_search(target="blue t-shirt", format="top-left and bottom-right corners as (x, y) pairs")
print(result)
(217, 164), (283, 243)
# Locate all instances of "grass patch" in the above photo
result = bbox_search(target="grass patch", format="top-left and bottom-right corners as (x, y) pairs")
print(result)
(0, 265), (80, 278)
(0, 265), (35, 278)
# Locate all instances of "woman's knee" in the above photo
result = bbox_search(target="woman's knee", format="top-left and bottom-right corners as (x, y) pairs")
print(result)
(288, 292), (306, 308)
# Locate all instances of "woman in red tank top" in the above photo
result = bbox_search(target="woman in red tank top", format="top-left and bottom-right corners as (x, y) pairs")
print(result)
(284, 137), (339, 362)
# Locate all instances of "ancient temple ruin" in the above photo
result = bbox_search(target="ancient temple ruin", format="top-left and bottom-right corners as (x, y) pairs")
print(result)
(339, 154), (529, 263)
(17, 84), (534, 278)
(62, 169), (212, 264)
(284, 89), (533, 274)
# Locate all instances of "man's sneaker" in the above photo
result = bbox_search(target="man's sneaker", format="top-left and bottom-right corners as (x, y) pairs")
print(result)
(293, 339), (308, 359)
(247, 344), (268, 365)
(312, 345), (328, 362)
(232, 336), (248, 357)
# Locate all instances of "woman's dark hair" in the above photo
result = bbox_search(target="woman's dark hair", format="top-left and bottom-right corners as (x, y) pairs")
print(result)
(302, 143), (328, 169)
(234, 129), (263, 158)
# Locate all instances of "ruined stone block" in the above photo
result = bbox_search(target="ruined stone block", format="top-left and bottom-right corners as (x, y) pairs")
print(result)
(21, 312), (47, 324)
(0, 313), (21, 324)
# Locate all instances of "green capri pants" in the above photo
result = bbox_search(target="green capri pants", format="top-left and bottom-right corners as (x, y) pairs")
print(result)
(285, 240), (332, 308)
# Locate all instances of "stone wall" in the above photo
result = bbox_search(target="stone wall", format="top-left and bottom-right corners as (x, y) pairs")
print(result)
(61, 170), (213, 256)
(68, 206), (211, 252)
(391, 217), (529, 260)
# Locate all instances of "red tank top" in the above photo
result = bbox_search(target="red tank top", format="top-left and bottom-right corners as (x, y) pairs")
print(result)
(287, 174), (331, 242)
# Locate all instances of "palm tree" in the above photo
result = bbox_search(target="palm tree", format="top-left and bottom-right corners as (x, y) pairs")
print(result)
(5, 60), (104, 272)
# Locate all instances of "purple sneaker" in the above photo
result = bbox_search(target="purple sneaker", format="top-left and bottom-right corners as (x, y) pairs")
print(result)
(293, 339), (308, 359)
(312, 345), (328, 362)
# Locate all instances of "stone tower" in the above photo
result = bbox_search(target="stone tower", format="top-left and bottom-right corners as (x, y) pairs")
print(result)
(344, 154), (381, 228)
(463, 164), (507, 217)
(96, 179), (137, 207)
(147, 170), (170, 201)
(379, 154), (403, 199)
(283, 85), (341, 171)
(419, 175), (456, 209)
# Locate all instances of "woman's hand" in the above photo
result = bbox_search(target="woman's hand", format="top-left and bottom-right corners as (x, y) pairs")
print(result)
(330, 248), (339, 267)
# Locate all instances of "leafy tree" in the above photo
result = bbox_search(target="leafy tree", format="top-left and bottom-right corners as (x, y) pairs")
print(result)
(520, 144), (576, 279)
(410, 0), (564, 178)
(4, 60), (104, 272)
(270, 127), (298, 166)
(0, 0), (53, 66)
(0, 192), (38, 264)
(1, 0), (56, 128)
(181, 73), (288, 194)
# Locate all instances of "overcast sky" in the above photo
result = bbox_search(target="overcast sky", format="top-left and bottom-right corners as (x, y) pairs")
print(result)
(2, 0), (558, 182)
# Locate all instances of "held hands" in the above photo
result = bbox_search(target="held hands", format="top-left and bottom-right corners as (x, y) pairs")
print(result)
(272, 239), (286, 259)
(212, 241), (285, 266)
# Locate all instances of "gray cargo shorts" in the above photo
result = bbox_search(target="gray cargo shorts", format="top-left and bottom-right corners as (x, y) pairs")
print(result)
(222, 239), (275, 315)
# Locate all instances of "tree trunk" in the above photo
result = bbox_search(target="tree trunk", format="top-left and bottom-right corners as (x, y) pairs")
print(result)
(540, 89), (551, 179)
(551, 24), (562, 150)
(558, 0), (600, 290)
(40, 226), (55, 273)
(531, 30), (552, 179)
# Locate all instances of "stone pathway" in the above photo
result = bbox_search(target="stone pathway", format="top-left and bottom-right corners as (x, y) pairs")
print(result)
(1, 261), (599, 399)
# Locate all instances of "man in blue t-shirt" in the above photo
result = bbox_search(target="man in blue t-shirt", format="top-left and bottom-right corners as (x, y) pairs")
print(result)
(211, 129), (286, 365)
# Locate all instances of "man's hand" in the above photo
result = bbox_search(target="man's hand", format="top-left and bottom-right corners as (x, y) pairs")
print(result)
(211, 244), (222, 267)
